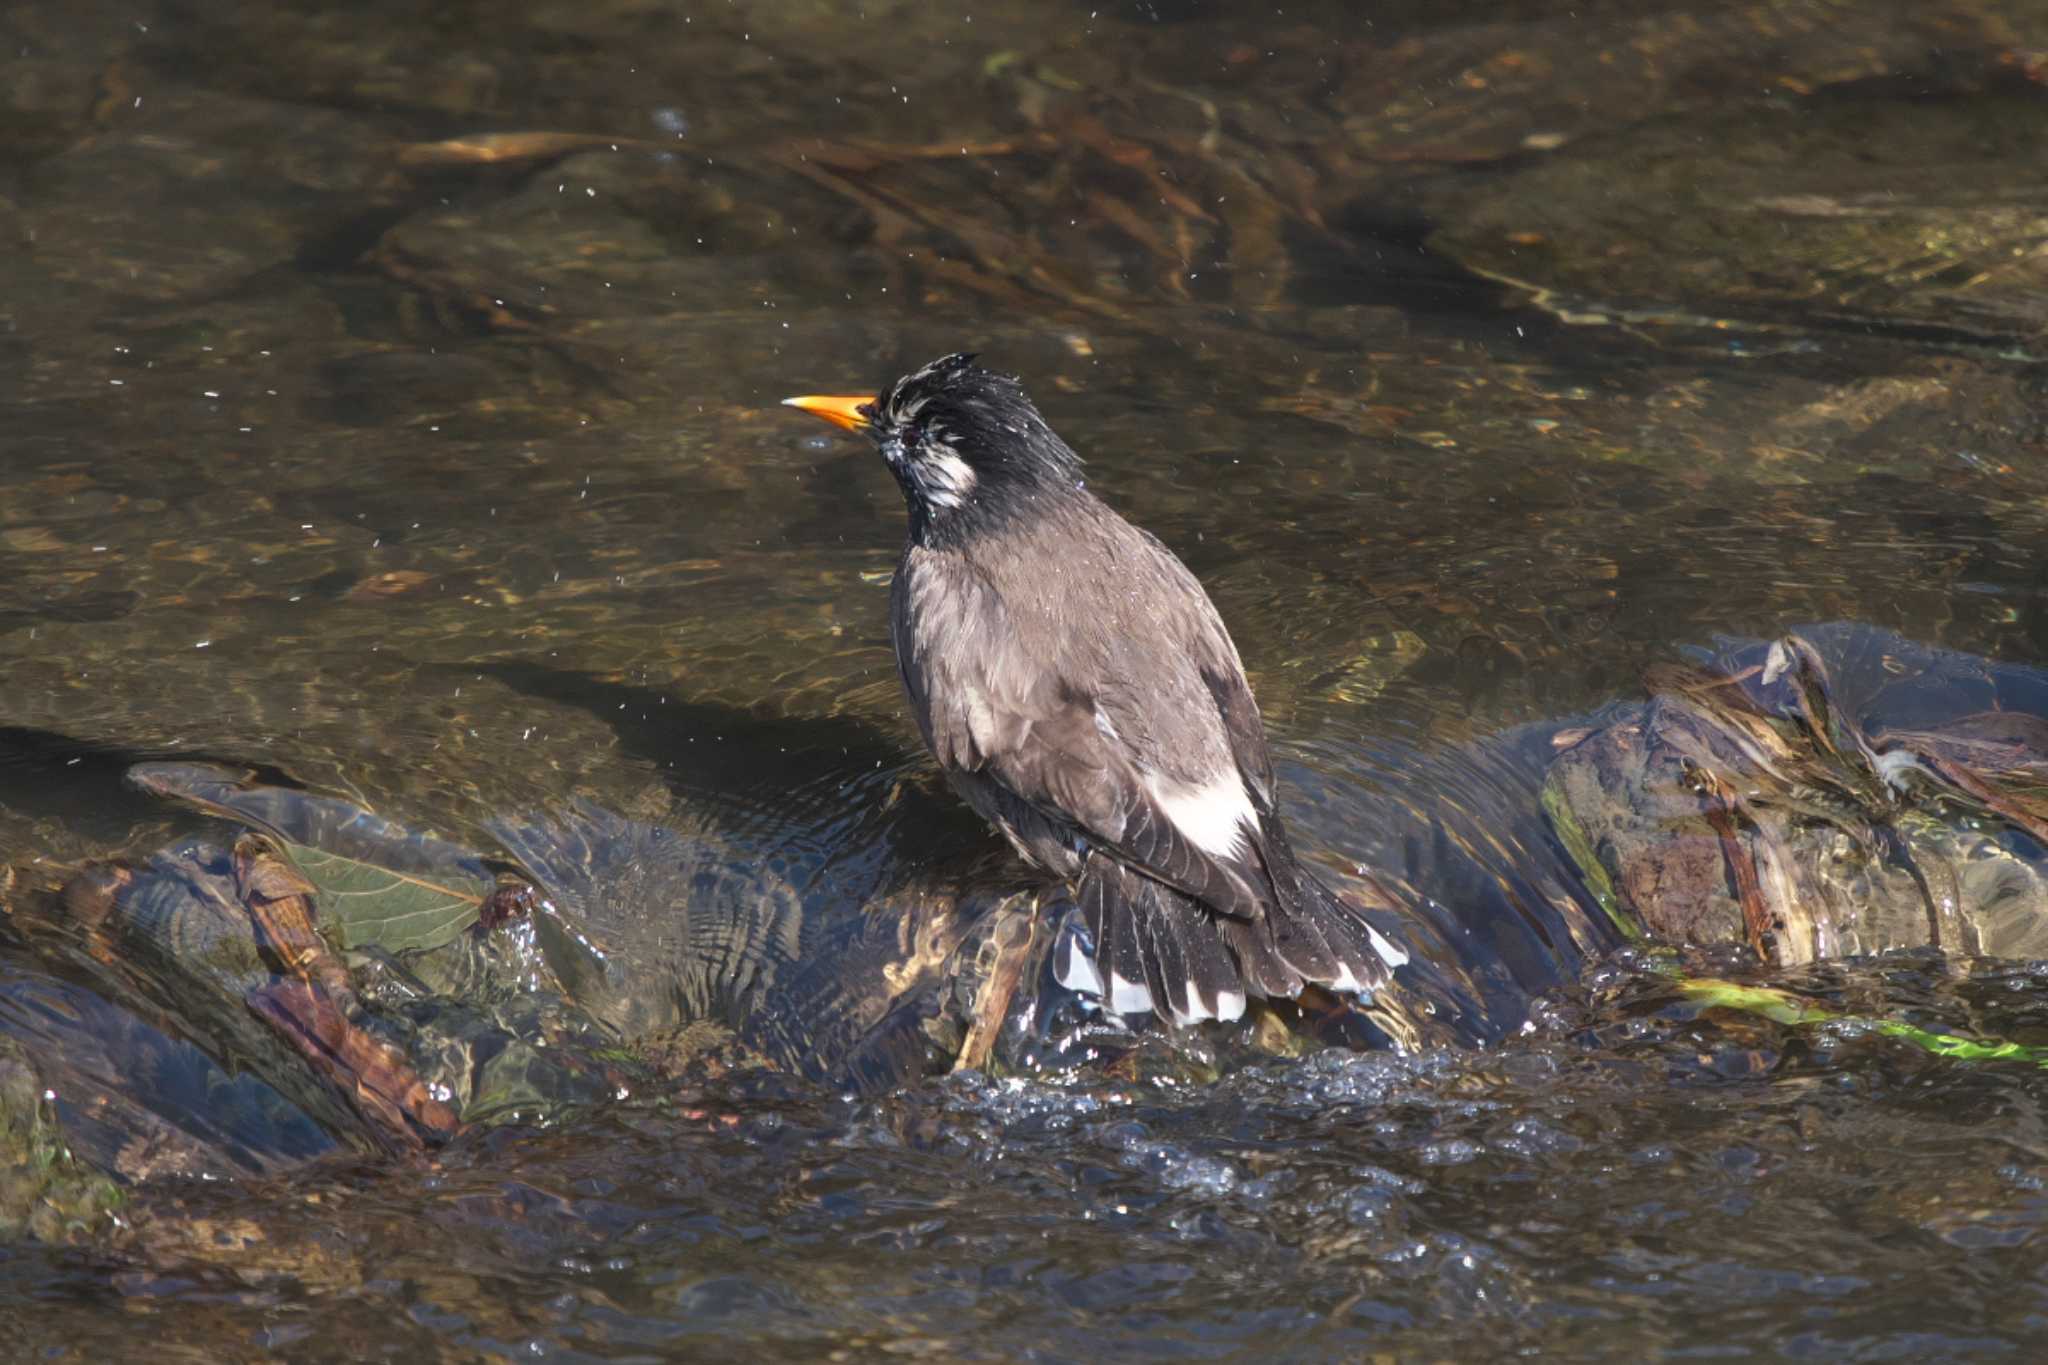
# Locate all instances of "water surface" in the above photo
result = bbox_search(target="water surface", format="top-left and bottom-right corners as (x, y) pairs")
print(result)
(4, 0), (2048, 1356)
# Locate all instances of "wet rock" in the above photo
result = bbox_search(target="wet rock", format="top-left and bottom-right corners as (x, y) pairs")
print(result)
(1544, 626), (2048, 962)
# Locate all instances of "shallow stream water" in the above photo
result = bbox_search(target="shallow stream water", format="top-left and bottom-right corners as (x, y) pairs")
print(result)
(5, 0), (2048, 1357)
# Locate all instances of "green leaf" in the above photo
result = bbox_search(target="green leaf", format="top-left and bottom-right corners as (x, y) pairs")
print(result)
(280, 839), (490, 954)
(1675, 976), (2048, 1069)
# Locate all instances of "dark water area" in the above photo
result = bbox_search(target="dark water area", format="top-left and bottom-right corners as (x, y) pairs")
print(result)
(4, 0), (2048, 1357)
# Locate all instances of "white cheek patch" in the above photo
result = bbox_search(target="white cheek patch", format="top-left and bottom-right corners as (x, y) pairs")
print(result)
(918, 448), (977, 509)
(1150, 772), (1254, 859)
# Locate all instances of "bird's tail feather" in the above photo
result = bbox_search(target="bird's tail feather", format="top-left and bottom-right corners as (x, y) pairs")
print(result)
(1254, 819), (1408, 997)
(1059, 857), (1404, 1027)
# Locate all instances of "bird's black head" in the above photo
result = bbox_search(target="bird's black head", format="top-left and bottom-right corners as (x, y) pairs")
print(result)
(786, 354), (1085, 545)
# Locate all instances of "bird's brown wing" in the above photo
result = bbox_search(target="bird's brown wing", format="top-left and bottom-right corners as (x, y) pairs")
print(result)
(895, 538), (1399, 1018)
(892, 548), (1274, 924)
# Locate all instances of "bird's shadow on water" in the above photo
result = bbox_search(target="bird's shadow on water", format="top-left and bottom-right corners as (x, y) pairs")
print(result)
(466, 658), (1000, 892)
(471, 655), (905, 792)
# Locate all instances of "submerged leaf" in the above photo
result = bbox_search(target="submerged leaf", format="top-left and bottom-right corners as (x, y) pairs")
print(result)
(1676, 976), (2048, 1068)
(281, 840), (490, 954)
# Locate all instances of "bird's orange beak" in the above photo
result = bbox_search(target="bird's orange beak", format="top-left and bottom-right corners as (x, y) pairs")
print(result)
(780, 393), (874, 433)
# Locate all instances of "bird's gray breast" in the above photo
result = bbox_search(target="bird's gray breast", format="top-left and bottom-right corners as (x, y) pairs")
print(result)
(895, 546), (1023, 772)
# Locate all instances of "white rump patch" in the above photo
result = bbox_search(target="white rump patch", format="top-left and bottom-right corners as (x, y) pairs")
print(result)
(1367, 925), (1409, 970)
(1150, 772), (1255, 859)
(1212, 989), (1247, 1023)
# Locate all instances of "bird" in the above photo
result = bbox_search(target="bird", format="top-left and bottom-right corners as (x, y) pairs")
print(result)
(783, 353), (1406, 1027)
